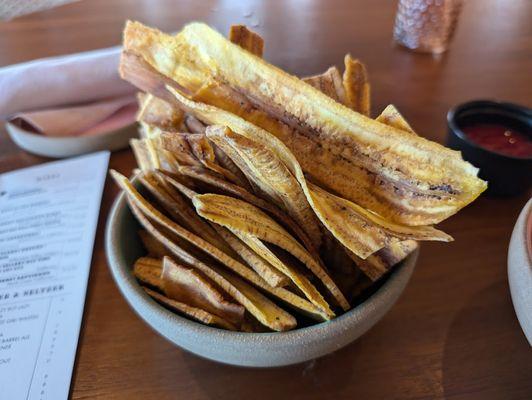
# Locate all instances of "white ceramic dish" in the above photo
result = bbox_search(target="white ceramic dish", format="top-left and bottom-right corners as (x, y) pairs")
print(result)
(104, 181), (418, 367)
(508, 197), (532, 345)
(6, 121), (137, 158)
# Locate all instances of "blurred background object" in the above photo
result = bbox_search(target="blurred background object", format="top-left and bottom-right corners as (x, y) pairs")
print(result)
(394, 0), (463, 54)
(0, 0), (80, 20)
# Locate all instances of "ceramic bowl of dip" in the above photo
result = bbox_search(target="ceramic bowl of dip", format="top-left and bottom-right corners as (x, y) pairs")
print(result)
(447, 100), (531, 196)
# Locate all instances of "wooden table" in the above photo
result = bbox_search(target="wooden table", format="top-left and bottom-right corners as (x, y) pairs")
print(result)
(1, 1), (531, 399)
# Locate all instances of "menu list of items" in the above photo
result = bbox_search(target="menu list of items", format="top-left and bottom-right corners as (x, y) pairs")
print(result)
(0, 151), (109, 400)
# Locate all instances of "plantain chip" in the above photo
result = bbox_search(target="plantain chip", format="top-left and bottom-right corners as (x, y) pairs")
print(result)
(120, 21), (486, 226)
(303, 66), (347, 105)
(376, 104), (416, 134)
(138, 230), (172, 258)
(158, 132), (201, 167)
(181, 132), (245, 185)
(343, 54), (371, 116)
(233, 231), (334, 317)
(229, 25), (264, 57)
(111, 170), (327, 322)
(175, 165), (318, 255)
(130, 138), (157, 171)
(139, 171), (233, 254)
(206, 125), (322, 248)
(184, 115), (206, 133)
(213, 226), (290, 288)
(161, 91), (452, 257)
(192, 193), (347, 311)
(162, 257), (245, 325)
(137, 92), (184, 131)
(143, 287), (237, 330)
(346, 240), (418, 281)
(133, 256), (164, 289)
(124, 194), (297, 331)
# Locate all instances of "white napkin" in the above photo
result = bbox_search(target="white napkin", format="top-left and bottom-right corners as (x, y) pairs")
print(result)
(0, 46), (138, 137)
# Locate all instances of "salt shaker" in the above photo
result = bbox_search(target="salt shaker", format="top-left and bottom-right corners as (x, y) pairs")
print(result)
(393, 0), (464, 54)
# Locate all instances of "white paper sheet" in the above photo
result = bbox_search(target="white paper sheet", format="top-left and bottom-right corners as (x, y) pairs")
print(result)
(0, 151), (110, 400)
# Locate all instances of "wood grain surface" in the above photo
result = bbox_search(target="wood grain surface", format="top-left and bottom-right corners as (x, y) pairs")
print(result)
(0, 1), (531, 399)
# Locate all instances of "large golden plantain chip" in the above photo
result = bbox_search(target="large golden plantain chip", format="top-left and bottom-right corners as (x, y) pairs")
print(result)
(303, 66), (347, 105)
(138, 230), (172, 258)
(213, 226), (289, 288)
(343, 54), (371, 116)
(307, 183), (451, 258)
(159, 91), (452, 257)
(133, 256), (164, 289)
(162, 257), (245, 325)
(111, 170), (328, 322)
(192, 193), (348, 311)
(176, 165), (318, 255)
(229, 25), (264, 57)
(143, 287), (237, 330)
(347, 239), (418, 281)
(137, 92), (184, 131)
(120, 21), (486, 226)
(376, 104), (416, 134)
(206, 125), (322, 248)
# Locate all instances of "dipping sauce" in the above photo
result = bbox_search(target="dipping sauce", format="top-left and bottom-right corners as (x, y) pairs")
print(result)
(461, 123), (532, 158)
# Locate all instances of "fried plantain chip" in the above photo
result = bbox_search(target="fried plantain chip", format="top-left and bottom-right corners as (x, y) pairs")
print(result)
(137, 92), (184, 131)
(234, 230), (334, 317)
(346, 239), (418, 281)
(376, 104), (416, 134)
(161, 91), (452, 259)
(143, 287), (237, 330)
(229, 25), (264, 57)
(303, 66), (347, 105)
(138, 230), (172, 258)
(307, 183), (451, 258)
(175, 165), (318, 255)
(130, 138), (157, 171)
(192, 193), (346, 312)
(112, 170), (327, 322)
(343, 54), (371, 116)
(213, 226), (290, 288)
(158, 132), (202, 166)
(120, 21), (486, 226)
(206, 125), (322, 248)
(138, 171), (233, 254)
(162, 257), (245, 325)
(181, 132), (246, 185)
(133, 256), (164, 289)
(184, 115), (206, 133)
(124, 196), (296, 331)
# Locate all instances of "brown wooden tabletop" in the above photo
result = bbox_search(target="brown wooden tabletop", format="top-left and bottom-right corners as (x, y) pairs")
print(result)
(1, 0), (531, 399)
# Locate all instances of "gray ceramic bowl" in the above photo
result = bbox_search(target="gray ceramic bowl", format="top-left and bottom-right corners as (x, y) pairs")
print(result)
(105, 181), (418, 367)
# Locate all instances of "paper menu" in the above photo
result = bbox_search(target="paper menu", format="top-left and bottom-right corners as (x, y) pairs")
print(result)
(0, 151), (110, 400)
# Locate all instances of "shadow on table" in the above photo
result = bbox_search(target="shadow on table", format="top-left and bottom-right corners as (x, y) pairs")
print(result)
(180, 335), (362, 400)
(441, 280), (532, 400)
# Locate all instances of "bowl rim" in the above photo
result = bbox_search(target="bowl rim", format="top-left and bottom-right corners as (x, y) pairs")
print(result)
(447, 99), (532, 161)
(105, 183), (418, 344)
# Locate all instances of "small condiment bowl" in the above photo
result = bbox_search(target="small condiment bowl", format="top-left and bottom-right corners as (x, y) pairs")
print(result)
(447, 100), (532, 196)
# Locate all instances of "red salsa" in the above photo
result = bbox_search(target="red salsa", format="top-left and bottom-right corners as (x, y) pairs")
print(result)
(461, 123), (532, 158)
